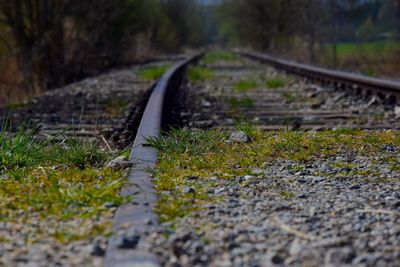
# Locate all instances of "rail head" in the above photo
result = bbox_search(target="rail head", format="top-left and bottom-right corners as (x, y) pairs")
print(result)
(240, 51), (400, 96)
(104, 52), (203, 267)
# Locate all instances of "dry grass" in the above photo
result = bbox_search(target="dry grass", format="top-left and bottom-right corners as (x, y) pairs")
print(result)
(0, 57), (36, 108)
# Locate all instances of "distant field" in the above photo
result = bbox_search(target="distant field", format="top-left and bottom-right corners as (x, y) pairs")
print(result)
(322, 42), (400, 58)
(320, 41), (400, 77)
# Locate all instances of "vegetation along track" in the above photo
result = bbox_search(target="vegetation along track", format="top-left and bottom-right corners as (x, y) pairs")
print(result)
(128, 51), (400, 267)
(0, 56), (183, 148)
(0, 56), (185, 267)
(1, 50), (400, 267)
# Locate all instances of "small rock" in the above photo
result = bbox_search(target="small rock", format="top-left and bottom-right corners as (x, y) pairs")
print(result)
(91, 238), (106, 256)
(324, 248), (355, 265)
(349, 184), (360, 190)
(352, 253), (380, 265)
(311, 102), (323, 109)
(194, 120), (214, 128)
(226, 131), (251, 144)
(394, 106), (400, 118)
(117, 229), (141, 249)
(106, 156), (133, 169)
(271, 253), (285, 264)
(381, 144), (397, 152)
(0, 174), (9, 180)
(251, 168), (264, 175)
(144, 218), (153, 225)
(201, 100), (212, 108)
(290, 119), (302, 131)
(183, 187), (196, 194)
(367, 96), (379, 107)
(102, 202), (118, 208)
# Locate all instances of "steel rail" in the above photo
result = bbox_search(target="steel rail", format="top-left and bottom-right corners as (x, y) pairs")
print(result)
(104, 53), (203, 267)
(240, 51), (400, 99)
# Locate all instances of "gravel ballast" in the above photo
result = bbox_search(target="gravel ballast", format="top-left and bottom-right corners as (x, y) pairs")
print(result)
(147, 149), (400, 267)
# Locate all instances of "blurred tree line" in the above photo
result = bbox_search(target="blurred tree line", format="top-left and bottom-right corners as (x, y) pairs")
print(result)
(0, 0), (208, 94)
(215, 0), (400, 65)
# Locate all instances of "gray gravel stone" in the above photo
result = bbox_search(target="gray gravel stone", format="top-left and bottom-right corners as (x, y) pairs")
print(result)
(226, 131), (251, 144)
(144, 151), (400, 266)
(106, 156), (133, 169)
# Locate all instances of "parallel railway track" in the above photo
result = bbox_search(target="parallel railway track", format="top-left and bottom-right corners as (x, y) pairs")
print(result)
(181, 52), (400, 131)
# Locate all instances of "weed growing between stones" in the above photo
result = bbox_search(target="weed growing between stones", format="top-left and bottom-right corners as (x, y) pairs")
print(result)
(188, 66), (213, 82)
(266, 78), (286, 89)
(226, 97), (255, 110)
(149, 127), (400, 222)
(138, 65), (170, 81)
(0, 123), (130, 243)
(234, 80), (258, 92)
(203, 51), (241, 65)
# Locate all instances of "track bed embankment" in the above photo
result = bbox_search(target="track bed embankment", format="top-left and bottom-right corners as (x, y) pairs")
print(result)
(143, 51), (400, 267)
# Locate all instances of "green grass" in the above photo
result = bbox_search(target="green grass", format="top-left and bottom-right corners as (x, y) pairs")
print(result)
(149, 128), (400, 222)
(283, 92), (297, 102)
(234, 80), (258, 92)
(203, 51), (240, 65)
(0, 122), (129, 243)
(0, 122), (46, 171)
(323, 42), (400, 59)
(321, 41), (400, 76)
(226, 97), (255, 109)
(58, 138), (110, 169)
(4, 102), (30, 111)
(266, 78), (286, 89)
(138, 65), (169, 81)
(103, 96), (128, 117)
(188, 66), (213, 82)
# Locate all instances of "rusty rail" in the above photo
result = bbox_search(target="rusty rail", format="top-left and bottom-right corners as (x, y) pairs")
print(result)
(104, 52), (203, 267)
(240, 51), (400, 100)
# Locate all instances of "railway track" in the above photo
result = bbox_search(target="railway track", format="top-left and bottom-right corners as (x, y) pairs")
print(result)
(180, 52), (399, 131)
(105, 50), (400, 266)
(2, 50), (400, 266)
(0, 58), (182, 148)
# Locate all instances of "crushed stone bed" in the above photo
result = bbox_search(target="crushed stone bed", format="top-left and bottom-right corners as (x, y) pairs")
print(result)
(0, 59), (178, 267)
(147, 144), (400, 267)
(143, 52), (400, 267)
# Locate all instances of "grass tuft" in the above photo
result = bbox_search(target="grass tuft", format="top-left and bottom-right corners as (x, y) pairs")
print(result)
(188, 66), (213, 82)
(103, 96), (128, 117)
(138, 65), (169, 81)
(0, 121), (46, 171)
(234, 80), (258, 92)
(226, 97), (255, 110)
(147, 128), (224, 157)
(57, 138), (110, 169)
(203, 51), (239, 65)
(0, 122), (129, 243)
(151, 128), (400, 223)
(266, 78), (286, 89)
